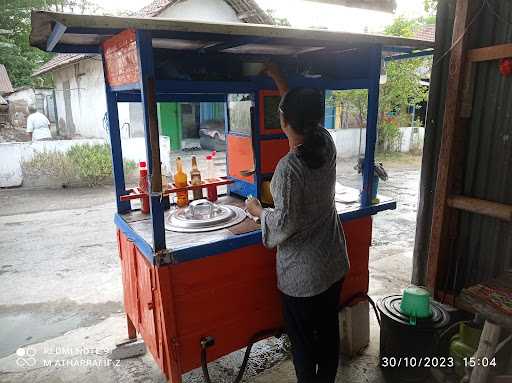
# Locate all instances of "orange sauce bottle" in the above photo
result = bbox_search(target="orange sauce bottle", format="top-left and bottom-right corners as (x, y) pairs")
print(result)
(174, 157), (189, 207)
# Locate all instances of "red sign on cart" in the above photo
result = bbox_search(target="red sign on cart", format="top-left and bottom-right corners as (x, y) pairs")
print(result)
(102, 29), (140, 87)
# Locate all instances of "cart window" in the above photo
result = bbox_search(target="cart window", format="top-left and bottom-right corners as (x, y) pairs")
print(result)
(326, 89), (369, 196)
(326, 89), (368, 131)
(228, 93), (253, 136)
(263, 95), (281, 131)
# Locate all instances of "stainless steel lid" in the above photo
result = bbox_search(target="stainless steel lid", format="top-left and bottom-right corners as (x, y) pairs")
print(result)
(166, 199), (247, 232)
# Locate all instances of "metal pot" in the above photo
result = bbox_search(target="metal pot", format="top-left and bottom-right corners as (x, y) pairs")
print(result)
(377, 294), (450, 382)
(166, 199), (246, 233)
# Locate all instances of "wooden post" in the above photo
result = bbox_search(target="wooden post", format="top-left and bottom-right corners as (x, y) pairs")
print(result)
(127, 315), (137, 340)
(469, 321), (501, 383)
(426, 0), (473, 294)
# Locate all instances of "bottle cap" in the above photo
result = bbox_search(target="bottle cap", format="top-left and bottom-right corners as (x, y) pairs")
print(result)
(206, 155), (212, 160)
(139, 161), (146, 168)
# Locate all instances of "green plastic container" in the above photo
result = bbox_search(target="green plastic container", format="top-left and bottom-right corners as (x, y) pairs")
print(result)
(400, 286), (432, 325)
(449, 322), (482, 377)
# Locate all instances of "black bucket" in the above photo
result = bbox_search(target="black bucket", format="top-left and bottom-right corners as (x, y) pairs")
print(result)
(377, 295), (450, 382)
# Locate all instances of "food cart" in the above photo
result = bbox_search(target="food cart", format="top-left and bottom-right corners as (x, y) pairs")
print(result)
(30, 11), (432, 383)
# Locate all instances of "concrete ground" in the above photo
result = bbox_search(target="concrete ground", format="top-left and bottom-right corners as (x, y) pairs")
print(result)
(0, 153), (422, 383)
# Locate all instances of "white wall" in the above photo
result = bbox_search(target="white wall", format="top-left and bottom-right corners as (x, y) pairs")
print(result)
(53, 59), (105, 138)
(330, 126), (425, 159)
(5, 88), (36, 106)
(48, 0), (242, 139)
(399, 126), (425, 153)
(159, 0), (240, 22)
(330, 128), (367, 159)
(0, 137), (171, 188)
(52, 58), (136, 139)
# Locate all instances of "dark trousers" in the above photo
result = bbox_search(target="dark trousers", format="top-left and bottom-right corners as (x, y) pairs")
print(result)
(281, 280), (343, 383)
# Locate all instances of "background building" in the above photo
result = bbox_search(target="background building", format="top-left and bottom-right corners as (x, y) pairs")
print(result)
(32, 0), (273, 148)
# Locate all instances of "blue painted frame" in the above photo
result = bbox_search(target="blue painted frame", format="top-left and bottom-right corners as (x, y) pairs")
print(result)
(361, 45), (382, 206)
(116, 92), (226, 103)
(115, 214), (155, 263)
(136, 30), (167, 252)
(52, 44), (101, 54)
(101, 50), (131, 214)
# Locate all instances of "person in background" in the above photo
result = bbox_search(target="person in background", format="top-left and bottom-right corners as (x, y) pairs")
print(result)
(26, 105), (52, 141)
(246, 63), (349, 383)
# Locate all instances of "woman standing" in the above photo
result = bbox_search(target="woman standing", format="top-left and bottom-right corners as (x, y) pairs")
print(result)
(246, 64), (350, 383)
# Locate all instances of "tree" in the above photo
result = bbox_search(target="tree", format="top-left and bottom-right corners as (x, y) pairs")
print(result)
(0, 0), (103, 88)
(329, 16), (430, 152)
(265, 9), (291, 27)
(329, 89), (368, 130)
(375, 18), (429, 151)
(424, 0), (438, 17)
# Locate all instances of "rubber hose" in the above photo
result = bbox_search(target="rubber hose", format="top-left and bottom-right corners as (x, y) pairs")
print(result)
(339, 292), (381, 326)
(200, 328), (283, 383)
(200, 292), (380, 382)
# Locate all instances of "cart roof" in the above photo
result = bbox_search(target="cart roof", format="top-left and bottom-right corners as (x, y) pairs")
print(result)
(30, 10), (433, 55)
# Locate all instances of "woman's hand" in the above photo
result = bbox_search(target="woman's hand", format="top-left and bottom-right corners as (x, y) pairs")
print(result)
(260, 62), (289, 95)
(260, 62), (280, 78)
(245, 197), (264, 218)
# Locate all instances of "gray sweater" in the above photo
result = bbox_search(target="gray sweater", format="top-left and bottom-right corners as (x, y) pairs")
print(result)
(261, 130), (350, 297)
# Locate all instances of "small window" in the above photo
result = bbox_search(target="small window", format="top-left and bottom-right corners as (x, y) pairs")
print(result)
(263, 94), (281, 131)
(228, 93), (253, 135)
(326, 89), (368, 130)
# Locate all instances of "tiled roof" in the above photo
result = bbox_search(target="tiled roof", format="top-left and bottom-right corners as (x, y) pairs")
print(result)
(0, 64), (14, 94)
(32, 53), (94, 77)
(33, 0), (273, 77)
(138, 0), (273, 24)
(414, 24), (435, 42)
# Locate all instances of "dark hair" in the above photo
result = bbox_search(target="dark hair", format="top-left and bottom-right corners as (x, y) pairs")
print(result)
(279, 87), (328, 169)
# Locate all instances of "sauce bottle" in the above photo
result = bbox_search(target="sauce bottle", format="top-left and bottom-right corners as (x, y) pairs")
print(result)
(138, 161), (150, 214)
(174, 157), (189, 207)
(205, 155), (218, 202)
(206, 155), (216, 180)
(190, 156), (203, 200)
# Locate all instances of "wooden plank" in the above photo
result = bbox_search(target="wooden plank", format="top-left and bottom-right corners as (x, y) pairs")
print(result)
(426, 0), (472, 293)
(447, 195), (512, 221)
(469, 321), (501, 383)
(456, 271), (512, 330)
(467, 43), (512, 62)
(460, 61), (476, 118)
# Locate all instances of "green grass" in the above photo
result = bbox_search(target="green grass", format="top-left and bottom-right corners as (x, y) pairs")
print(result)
(375, 151), (422, 165)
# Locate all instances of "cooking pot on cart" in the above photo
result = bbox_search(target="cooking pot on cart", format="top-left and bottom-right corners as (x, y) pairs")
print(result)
(166, 199), (247, 233)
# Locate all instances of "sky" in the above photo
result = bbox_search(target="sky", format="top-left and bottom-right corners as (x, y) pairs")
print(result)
(100, 0), (428, 33)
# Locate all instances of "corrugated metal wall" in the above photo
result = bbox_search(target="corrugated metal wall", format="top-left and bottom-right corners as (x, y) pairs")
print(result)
(413, 0), (512, 291)
(412, 0), (455, 285)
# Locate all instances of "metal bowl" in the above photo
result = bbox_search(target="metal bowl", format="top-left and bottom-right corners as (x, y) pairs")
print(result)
(166, 199), (246, 233)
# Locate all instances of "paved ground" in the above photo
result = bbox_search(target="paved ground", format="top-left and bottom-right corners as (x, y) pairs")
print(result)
(0, 153), (422, 383)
